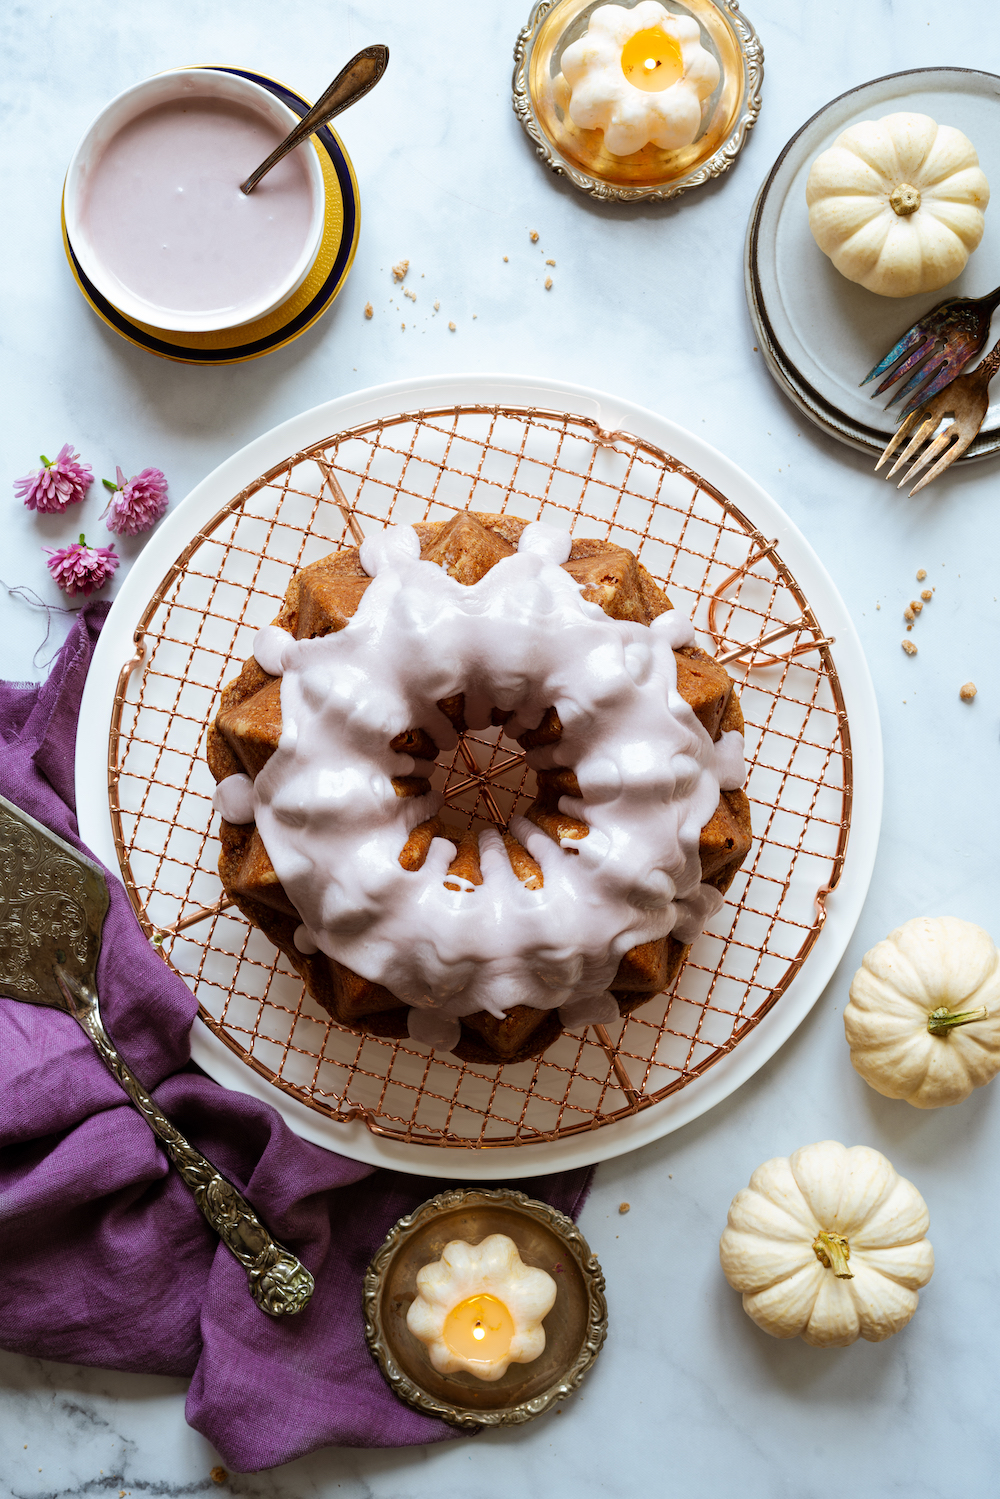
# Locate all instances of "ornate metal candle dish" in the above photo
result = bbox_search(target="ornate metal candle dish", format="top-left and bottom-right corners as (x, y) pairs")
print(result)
(512, 0), (763, 203)
(363, 1189), (607, 1429)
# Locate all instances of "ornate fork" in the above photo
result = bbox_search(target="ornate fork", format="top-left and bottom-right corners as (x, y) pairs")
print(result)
(875, 336), (1000, 495)
(862, 284), (1000, 417)
(0, 793), (314, 1318)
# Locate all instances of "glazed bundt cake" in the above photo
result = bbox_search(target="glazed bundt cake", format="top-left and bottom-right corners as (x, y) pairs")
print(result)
(207, 511), (752, 1066)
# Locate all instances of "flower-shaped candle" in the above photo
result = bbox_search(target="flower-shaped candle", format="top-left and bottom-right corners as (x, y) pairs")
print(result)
(556, 1), (720, 156)
(406, 1234), (557, 1382)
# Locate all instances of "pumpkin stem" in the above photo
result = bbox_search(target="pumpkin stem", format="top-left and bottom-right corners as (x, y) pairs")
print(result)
(927, 1004), (989, 1036)
(813, 1229), (853, 1279)
(890, 183), (921, 216)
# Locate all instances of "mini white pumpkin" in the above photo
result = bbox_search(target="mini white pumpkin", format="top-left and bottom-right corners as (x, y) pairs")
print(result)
(806, 112), (989, 297)
(845, 916), (1000, 1109)
(556, 2), (720, 157)
(405, 1234), (557, 1381)
(720, 1141), (933, 1348)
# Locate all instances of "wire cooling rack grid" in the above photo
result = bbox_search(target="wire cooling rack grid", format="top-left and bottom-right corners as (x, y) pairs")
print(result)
(108, 405), (850, 1149)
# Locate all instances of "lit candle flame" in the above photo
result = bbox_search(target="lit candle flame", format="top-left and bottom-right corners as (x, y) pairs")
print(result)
(473, 1322), (486, 1340)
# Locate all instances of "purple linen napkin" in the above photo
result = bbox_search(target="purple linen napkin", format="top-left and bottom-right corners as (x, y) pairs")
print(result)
(0, 606), (594, 1472)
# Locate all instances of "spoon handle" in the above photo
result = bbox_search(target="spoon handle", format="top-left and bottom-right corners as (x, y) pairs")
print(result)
(56, 966), (314, 1318)
(241, 43), (389, 194)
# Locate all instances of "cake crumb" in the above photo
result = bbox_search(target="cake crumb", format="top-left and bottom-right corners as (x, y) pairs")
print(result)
(400, 322), (405, 330)
(902, 640), (917, 656)
(903, 606), (915, 622)
(546, 258), (556, 266)
(921, 589), (932, 601)
(530, 230), (539, 242)
(545, 276), (553, 290)
(619, 1202), (630, 1214)
(211, 1469), (229, 1486)
(392, 259), (409, 281)
(433, 300), (440, 311)
(910, 599), (923, 614)
(503, 255), (509, 262)
(916, 568), (927, 580)
(448, 321), (456, 331)
(960, 681), (978, 701)
(403, 287), (416, 302)
(364, 302), (373, 319)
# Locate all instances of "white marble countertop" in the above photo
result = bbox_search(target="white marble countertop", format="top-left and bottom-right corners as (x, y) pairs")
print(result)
(4, 0), (1000, 1494)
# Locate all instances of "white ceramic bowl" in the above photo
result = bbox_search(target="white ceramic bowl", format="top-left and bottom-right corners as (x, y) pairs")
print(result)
(64, 68), (325, 333)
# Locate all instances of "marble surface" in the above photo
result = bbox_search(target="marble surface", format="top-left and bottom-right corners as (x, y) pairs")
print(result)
(3, 0), (1000, 1493)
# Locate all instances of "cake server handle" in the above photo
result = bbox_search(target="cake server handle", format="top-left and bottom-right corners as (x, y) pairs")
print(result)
(55, 964), (315, 1318)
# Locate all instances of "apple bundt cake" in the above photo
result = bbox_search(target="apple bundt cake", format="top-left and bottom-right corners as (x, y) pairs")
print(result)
(207, 510), (752, 1066)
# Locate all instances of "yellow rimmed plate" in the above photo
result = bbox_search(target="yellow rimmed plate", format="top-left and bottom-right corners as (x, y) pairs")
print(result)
(62, 66), (360, 364)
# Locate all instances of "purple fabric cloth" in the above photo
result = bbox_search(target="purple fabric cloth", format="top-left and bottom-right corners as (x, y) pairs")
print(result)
(0, 607), (594, 1472)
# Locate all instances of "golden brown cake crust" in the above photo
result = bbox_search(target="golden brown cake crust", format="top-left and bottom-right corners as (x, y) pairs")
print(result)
(209, 514), (752, 1065)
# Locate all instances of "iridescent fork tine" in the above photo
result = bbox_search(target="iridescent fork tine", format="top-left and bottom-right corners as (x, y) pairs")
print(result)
(871, 336), (934, 396)
(862, 326), (931, 386)
(899, 349), (976, 417)
(893, 355), (948, 412)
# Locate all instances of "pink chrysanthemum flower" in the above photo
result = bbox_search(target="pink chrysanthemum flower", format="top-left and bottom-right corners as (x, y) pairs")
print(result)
(45, 534), (119, 597)
(14, 444), (93, 513)
(102, 464), (169, 536)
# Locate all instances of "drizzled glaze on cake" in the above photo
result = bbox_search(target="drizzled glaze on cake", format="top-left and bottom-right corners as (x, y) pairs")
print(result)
(213, 522), (744, 1052)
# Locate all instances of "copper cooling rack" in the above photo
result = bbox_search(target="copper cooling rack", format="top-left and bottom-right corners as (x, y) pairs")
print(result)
(108, 404), (850, 1150)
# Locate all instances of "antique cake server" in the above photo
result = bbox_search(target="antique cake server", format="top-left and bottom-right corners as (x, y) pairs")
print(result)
(0, 792), (314, 1318)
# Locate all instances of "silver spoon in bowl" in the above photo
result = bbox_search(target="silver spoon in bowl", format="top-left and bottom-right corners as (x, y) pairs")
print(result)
(240, 43), (389, 195)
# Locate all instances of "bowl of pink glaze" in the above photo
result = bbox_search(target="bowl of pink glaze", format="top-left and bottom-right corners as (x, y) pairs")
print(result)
(64, 68), (326, 333)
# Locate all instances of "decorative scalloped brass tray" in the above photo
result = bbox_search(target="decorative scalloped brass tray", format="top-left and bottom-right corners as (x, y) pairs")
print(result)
(362, 1189), (607, 1429)
(513, 0), (763, 202)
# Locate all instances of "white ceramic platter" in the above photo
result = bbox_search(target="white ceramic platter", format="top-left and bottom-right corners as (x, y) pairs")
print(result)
(746, 68), (1000, 459)
(76, 373), (882, 1178)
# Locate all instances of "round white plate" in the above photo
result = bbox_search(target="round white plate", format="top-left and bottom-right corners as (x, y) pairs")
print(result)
(76, 373), (882, 1178)
(746, 68), (1000, 458)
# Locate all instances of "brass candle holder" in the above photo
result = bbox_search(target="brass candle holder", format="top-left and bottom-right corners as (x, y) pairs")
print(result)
(513, 0), (763, 203)
(362, 1188), (608, 1430)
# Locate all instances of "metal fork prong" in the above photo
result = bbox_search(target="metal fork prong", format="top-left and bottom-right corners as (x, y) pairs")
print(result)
(897, 427), (955, 489)
(907, 427), (976, 496)
(873, 339), (934, 397)
(862, 327), (932, 386)
(900, 351), (973, 417)
(891, 355), (948, 411)
(875, 412), (919, 472)
(886, 417), (936, 477)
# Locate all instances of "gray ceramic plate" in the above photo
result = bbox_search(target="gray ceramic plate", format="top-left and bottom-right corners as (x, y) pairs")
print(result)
(745, 67), (1000, 460)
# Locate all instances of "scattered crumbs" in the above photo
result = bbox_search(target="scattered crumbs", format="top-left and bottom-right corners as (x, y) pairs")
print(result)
(906, 623), (912, 632)
(546, 258), (556, 266)
(557, 1408), (563, 1415)
(503, 255), (509, 262)
(421, 272), (425, 277)
(401, 322), (405, 330)
(545, 276), (553, 290)
(910, 599), (923, 614)
(364, 302), (373, 319)
(448, 321), (456, 331)
(916, 568), (927, 581)
(473, 314), (477, 319)
(211, 1469), (229, 1486)
(392, 259), (409, 281)
(876, 603), (880, 610)
(403, 287), (417, 302)
(530, 229), (539, 242)
(752, 345), (758, 352)
(433, 300), (440, 311)
(960, 681), (978, 701)
(902, 639), (917, 656)
(921, 589), (932, 601)
(668, 1173), (672, 1179)
(903, 606), (915, 622)
(619, 1201), (630, 1215)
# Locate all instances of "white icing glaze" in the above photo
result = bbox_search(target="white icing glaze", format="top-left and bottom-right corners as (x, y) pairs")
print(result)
(213, 772), (255, 825)
(238, 522), (744, 1048)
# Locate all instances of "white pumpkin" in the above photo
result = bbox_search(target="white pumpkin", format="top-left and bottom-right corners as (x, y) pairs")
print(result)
(806, 112), (989, 297)
(556, 2), (720, 157)
(719, 1141), (933, 1348)
(845, 916), (1000, 1109)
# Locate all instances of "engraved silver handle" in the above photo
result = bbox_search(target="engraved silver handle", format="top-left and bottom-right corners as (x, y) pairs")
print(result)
(56, 967), (314, 1318)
